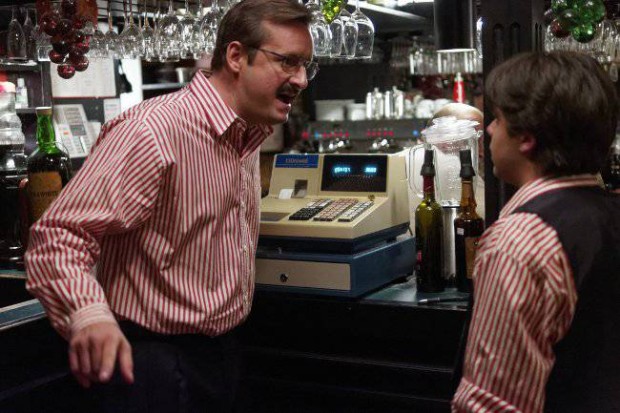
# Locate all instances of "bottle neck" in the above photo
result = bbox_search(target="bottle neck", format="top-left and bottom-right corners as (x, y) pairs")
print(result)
(36, 115), (60, 154)
(459, 178), (478, 214)
(422, 175), (436, 201)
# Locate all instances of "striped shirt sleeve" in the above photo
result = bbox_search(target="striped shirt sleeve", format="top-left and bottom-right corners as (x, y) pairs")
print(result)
(452, 214), (576, 413)
(25, 119), (168, 339)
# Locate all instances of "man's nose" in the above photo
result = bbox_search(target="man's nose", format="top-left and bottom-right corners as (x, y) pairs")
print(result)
(290, 66), (309, 90)
(486, 121), (495, 137)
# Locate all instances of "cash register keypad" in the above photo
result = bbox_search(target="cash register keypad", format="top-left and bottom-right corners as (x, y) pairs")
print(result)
(289, 199), (374, 222)
(288, 199), (333, 221)
(338, 201), (373, 222)
(313, 198), (358, 221)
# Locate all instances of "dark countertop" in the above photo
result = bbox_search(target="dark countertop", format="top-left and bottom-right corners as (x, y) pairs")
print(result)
(0, 269), (467, 333)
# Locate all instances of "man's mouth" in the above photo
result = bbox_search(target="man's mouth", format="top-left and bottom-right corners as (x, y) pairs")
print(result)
(277, 93), (296, 105)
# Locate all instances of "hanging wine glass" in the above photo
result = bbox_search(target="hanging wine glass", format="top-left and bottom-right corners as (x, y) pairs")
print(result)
(105, 5), (122, 59)
(120, 0), (144, 59)
(90, 24), (107, 59)
(158, 0), (182, 62)
(351, 0), (374, 59)
(191, 0), (206, 59)
(7, 7), (27, 60)
(142, 0), (156, 60)
(306, 0), (331, 57)
(200, 0), (225, 55)
(340, 8), (358, 59)
(179, 0), (196, 59)
(32, 7), (52, 62)
(329, 12), (344, 57)
(22, 8), (36, 60)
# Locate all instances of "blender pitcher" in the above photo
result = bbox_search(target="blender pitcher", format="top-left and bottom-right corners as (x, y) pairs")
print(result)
(408, 116), (481, 206)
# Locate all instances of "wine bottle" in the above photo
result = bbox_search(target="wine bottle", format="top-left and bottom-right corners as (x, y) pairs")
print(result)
(415, 149), (445, 292)
(453, 149), (484, 293)
(26, 107), (73, 224)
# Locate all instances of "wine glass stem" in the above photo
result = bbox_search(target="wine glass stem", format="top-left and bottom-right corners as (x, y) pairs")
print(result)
(355, 0), (360, 12)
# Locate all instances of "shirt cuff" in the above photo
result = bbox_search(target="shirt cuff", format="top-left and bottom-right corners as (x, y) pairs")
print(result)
(69, 303), (118, 336)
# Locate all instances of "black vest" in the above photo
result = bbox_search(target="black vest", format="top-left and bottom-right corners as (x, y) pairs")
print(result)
(514, 186), (620, 413)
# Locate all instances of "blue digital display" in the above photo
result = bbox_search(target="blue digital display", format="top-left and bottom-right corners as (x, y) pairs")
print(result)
(332, 165), (352, 175)
(364, 165), (378, 175)
(321, 155), (388, 192)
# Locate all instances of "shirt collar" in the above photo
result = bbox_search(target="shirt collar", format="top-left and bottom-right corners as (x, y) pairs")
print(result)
(500, 174), (602, 218)
(189, 70), (273, 144)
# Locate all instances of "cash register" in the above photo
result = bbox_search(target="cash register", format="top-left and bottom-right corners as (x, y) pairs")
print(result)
(257, 153), (415, 297)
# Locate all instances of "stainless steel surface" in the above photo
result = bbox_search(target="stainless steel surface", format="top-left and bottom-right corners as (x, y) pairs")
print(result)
(441, 205), (458, 281)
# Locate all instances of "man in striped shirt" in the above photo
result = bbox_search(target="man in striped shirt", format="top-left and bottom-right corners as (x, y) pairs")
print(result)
(452, 52), (620, 412)
(25, 0), (316, 411)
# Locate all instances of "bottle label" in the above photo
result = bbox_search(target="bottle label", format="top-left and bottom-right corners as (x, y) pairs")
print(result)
(464, 236), (480, 279)
(28, 171), (63, 222)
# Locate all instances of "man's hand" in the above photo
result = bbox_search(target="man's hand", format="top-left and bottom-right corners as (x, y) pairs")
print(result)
(68, 322), (134, 388)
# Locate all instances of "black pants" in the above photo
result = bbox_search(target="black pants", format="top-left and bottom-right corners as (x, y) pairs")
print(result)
(91, 321), (240, 413)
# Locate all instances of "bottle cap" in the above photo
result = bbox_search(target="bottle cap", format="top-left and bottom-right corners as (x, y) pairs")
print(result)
(459, 149), (476, 178)
(17, 78), (25, 87)
(36, 106), (52, 116)
(421, 148), (436, 176)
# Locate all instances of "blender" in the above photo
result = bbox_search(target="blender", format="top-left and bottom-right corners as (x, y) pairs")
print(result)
(408, 116), (481, 281)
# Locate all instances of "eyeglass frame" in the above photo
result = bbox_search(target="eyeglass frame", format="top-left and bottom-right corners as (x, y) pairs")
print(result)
(245, 45), (319, 81)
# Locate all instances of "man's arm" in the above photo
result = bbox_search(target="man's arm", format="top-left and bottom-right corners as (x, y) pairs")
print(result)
(25, 119), (168, 386)
(452, 227), (576, 413)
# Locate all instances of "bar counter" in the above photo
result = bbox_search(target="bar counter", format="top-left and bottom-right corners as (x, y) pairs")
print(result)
(0, 274), (468, 413)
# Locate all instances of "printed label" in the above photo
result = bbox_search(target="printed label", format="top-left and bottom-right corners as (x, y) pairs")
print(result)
(28, 172), (63, 222)
(275, 154), (319, 168)
(464, 236), (480, 279)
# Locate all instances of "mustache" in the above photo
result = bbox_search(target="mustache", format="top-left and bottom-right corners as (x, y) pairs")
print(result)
(277, 84), (301, 96)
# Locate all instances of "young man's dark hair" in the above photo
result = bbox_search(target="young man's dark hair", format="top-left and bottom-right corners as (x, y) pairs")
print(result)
(486, 51), (618, 176)
(211, 0), (311, 71)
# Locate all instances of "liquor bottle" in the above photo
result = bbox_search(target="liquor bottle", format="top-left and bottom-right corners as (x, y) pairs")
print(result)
(0, 81), (28, 267)
(26, 107), (72, 224)
(453, 149), (484, 293)
(415, 149), (445, 292)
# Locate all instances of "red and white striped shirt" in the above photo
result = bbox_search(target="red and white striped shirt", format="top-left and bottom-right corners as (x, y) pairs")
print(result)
(452, 174), (601, 413)
(25, 70), (272, 339)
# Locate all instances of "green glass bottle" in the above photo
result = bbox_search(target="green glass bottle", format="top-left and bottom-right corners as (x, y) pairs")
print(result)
(453, 149), (484, 293)
(26, 107), (73, 224)
(415, 149), (444, 292)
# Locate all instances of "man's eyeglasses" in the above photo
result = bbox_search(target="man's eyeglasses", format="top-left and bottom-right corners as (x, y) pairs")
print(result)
(248, 46), (319, 81)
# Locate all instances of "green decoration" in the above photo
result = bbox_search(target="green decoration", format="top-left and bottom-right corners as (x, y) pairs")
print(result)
(567, 0), (585, 9)
(558, 8), (581, 31)
(571, 22), (597, 42)
(552, 0), (571, 15)
(321, 0), (345, 23)
(577, 0), (607, 23)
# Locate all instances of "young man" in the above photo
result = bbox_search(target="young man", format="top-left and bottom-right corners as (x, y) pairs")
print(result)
(25, 0), (315, 411)
(452, 51), (620, 412)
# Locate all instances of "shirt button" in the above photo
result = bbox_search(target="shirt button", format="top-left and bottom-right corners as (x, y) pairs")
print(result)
(243, 245), (248, 252)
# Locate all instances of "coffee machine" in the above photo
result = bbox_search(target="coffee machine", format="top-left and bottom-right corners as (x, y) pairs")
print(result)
(408, 117), (481, 281)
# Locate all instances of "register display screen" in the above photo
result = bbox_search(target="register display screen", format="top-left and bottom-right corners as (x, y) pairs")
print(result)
(321, 155), (388, 192)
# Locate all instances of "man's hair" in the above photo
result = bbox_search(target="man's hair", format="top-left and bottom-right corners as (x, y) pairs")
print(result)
(486, 51), (619, 176)
(210, 0), (311, 72)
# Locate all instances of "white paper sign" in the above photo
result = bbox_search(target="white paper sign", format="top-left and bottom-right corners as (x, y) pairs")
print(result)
(103, 98), (122, 123)
(51, 58), (116, 98)
(53, 104), (97, 158)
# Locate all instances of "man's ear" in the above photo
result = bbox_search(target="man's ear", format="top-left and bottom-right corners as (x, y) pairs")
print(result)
(518, 132), (536, 156)
(226, 41), (245, 74)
